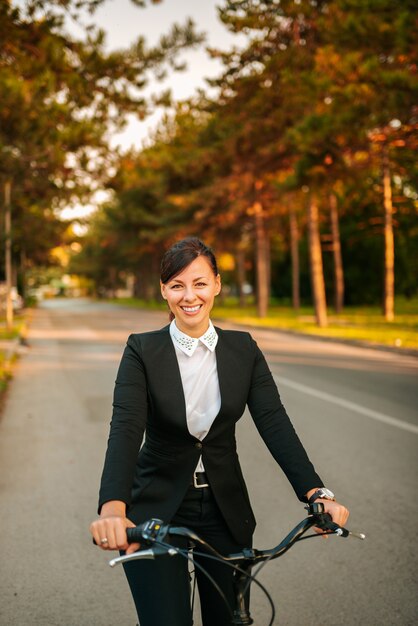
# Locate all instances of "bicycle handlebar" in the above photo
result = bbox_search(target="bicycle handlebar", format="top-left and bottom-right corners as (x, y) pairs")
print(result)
(106, 504), (365, 626)
(108, 502), (365, 568)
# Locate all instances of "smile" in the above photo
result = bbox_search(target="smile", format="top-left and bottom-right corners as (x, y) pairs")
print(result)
(181, 305), (202, 313)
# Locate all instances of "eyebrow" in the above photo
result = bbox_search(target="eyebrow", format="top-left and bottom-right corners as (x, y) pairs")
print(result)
(170, 275), (208, 284)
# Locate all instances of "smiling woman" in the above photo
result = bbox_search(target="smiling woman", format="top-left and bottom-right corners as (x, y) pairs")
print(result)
(160, 240), (221, 337)
(90, 236), (349, 626)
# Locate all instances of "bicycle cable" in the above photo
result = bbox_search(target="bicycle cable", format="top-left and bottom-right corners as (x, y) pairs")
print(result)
(120, 515), (348, 625)
(132, 531), (277, 626)
(168, 522), (276, 623)
(241, 519), (337, 598)
(152, 539), (235, 622)
(191, 549), (276, 626)
(153, 525), (327, 626)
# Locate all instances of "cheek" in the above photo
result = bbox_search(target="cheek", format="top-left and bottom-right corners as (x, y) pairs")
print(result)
(166, 291), (181, 305)
(203, 288), (217, 301)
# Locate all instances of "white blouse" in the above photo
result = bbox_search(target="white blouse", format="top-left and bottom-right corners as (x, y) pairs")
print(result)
(169, 320), (221, 472)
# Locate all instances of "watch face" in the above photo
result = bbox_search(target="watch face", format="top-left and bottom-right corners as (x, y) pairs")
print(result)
(320, 488), (335, 499)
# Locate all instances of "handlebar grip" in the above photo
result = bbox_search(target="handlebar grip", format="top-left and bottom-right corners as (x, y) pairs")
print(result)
(92, 525), (146, 546)
(92, 523), (150, 546)
(319, 513), (349, 537)
(92, 518), (166, 546)
(126, 526), (146, 544)
(126, 519), (166, 544)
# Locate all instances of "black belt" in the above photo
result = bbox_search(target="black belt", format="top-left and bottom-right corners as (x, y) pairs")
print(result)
(192, 471), (209, 488)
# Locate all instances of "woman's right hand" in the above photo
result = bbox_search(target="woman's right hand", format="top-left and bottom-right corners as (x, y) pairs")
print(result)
(89, 501), (140, 554)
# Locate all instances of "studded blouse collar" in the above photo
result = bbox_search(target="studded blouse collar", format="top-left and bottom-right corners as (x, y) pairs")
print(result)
(169, 319), (218, 357)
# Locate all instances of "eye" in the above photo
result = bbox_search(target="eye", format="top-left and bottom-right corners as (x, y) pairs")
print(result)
(195, 282), (207, 287)
(170, 284), (182, 290)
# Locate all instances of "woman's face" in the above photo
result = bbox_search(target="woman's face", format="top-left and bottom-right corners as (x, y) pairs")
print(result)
(160, 256), (221, 338)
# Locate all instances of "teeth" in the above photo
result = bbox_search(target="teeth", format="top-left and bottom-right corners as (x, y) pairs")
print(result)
(182, 306), (201, 312)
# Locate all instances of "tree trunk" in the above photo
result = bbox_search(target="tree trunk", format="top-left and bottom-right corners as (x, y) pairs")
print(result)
(236, 243), (247, 307)
(4, 180), (13, 330)
(265, 233), (271, 301)
(144, 267), (158, 301)
(19, 248), (27, 301)
(254, 201), (269, 317)
(307, 194), (328, 327)
(289, 207), (300, 310)
(329, 192), (344, 313)
(136, 255), (159, 302)
(383, 148), (395, 321)
(107, 267), (117, 299)
(133, 273), (143, 298)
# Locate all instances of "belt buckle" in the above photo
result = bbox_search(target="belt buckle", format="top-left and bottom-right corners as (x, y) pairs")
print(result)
(193, 472), (209, 489)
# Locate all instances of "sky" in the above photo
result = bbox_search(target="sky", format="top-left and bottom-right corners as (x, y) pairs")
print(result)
(58, 0), (244, 220)
(71, 0), (243, 150)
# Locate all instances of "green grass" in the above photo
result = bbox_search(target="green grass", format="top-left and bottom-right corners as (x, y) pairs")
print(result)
(0, 314), (26, 340)
(0, 351), (12, 392)
(108, 296), (418, 351)
(212, 296), (418, 350)
(0, 314), (26, 392)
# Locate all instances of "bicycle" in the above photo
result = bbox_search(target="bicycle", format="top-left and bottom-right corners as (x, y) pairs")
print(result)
(107, 502), (365, 626)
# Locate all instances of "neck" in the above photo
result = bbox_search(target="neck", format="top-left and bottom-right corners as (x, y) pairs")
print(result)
(174, 319), (210, 338)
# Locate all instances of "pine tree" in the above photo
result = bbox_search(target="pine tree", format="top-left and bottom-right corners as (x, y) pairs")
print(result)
(0, 0), (204, 300)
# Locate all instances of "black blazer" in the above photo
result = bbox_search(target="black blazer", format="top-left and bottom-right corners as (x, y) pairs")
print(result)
(98, 325), (323, 545)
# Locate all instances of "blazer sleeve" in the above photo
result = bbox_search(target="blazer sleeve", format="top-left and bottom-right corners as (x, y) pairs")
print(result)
(246, 336), (323, 501)
(98, 334), (147, 513)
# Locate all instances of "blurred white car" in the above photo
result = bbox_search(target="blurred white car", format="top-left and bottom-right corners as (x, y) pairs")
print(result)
(0, 284), (24, 312)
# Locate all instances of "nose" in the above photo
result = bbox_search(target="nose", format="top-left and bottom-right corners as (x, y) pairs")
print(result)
(183, 286), (197, 302)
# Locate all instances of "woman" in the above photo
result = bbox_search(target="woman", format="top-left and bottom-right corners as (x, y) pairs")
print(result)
(90, 237), (349, 626)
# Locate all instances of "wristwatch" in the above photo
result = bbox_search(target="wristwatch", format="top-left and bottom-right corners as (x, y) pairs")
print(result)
(308, 488), (335, 505)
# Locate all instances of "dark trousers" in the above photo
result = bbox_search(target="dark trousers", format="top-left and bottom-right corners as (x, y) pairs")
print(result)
(122, 485), (251, 626)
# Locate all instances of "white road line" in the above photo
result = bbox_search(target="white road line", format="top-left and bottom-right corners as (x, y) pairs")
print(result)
(274, 375), (418, 435)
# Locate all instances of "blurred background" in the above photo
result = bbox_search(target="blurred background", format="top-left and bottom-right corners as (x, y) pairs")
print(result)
(0, 2), (417, 625)
(1, 0), (417, 345)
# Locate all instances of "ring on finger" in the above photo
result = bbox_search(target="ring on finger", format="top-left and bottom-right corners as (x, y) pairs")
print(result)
(100, 537), (109, 545)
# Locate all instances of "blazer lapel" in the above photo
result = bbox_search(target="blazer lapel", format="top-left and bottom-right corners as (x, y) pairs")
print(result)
(205, 326), (252, 443)
(147, 327), (189, 434)
(214, 329), (227, 415)
(206, 327), (236, 434)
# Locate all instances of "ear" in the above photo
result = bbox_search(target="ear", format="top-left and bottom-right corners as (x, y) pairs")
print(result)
(160, 281), (167, 300)
(215, 274), (221, 296)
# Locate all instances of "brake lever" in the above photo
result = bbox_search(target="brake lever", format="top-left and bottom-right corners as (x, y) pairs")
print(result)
(109, 543), (179, 567)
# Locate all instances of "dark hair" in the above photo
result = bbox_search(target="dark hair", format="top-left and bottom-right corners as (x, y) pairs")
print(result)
(160, 237), (218, 284)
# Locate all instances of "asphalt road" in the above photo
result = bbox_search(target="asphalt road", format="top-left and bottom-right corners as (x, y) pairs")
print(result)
(0, 299), (417, 626)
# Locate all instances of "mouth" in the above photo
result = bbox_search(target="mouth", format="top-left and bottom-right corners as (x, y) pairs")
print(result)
(180, 305), (202, 315)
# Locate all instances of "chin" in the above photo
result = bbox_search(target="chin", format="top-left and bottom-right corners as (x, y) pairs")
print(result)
(181, 316), (202, 325)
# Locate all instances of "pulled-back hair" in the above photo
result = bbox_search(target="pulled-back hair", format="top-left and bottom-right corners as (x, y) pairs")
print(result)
(160, 237), (218, 284)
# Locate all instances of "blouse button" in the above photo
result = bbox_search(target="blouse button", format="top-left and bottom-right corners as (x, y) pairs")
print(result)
(195, 442), (203, 449)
